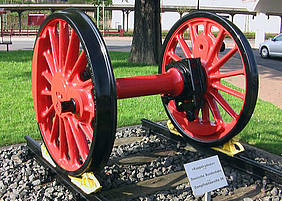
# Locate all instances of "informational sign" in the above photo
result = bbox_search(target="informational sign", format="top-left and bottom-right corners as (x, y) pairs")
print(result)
(184, 155), (228, 196)
(27, 13), (46, 26)
(0, 8), (6, 14)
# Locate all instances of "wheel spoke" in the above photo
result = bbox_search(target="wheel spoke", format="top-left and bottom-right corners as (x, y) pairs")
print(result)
(77, 79), (92, 90)
(41, 71), (53, 84)
(210, 69), (244, 80)
(78, 123), (93, 142)
(189, 24), (198, 47)
(48, 26), (59, 73)
(59, 20), (69, 72)
(59, 117), (67, 158)
(201, 102), (210, 123)
(208, 47), (238, 72)
(68, 50), (87, 81)
(67, 116), (89, 162)
(43, 50), (56, 76)
(50, 115), (59, 142)
(168, 50), (182, 61)
(203, 21), (209, 36)
(206, 95), (223, 124)
(63, 117), (79, 165)
(64, 29), (80, 74)
(176, 33), (193, 58)
(209, 90), (239, 120)
(206, 29), (226, 66)
(211, 82), (244, 100)
(42, 104), (54, 119)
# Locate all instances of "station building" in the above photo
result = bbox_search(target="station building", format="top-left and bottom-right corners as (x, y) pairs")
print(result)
(112, 0), (282, 48)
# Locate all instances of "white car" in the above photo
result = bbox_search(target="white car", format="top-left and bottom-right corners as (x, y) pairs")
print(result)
(259, 33), (282, 58)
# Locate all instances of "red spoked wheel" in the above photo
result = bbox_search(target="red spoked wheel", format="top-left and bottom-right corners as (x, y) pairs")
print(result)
(32, 9), (116, 175)
(160, 11), (258, 145)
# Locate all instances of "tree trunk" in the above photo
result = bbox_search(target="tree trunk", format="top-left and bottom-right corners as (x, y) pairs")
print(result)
(129, 0), (161, 65)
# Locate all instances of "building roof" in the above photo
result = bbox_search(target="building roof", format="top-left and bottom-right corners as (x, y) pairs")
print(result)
(252, 0), (282, 15)
(0, 2), (281, 16)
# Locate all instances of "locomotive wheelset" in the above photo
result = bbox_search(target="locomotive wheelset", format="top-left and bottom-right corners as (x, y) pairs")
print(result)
(31, 9), (258, 176)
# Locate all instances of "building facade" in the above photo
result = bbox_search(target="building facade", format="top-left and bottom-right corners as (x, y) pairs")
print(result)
(112, 0), (281, 34)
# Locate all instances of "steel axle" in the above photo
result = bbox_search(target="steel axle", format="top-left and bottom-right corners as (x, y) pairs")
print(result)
(116, 68), (184, 99)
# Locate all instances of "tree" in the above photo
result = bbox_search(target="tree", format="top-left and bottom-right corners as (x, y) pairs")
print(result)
(91, 0), (112, 6)
(129, 0), (161, 65)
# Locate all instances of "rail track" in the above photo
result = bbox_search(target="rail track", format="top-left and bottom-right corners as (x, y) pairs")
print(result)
(24, 120), (281, 201)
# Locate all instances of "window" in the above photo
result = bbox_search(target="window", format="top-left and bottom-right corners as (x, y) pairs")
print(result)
(274, 34), (282, 41)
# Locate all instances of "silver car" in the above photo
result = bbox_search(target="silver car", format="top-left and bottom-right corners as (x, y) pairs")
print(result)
(259, 33), (282, 58)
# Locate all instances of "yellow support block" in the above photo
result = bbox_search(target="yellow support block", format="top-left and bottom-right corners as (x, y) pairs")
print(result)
(166, 120), (244, 157)
(212, 139), (245, 157)
(69, 172), (102, 194)
(167, 120), (183, 137)
(41, 144), (56, 168)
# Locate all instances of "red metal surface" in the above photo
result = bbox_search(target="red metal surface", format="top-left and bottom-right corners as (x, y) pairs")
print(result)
(100, 29), (124, 36)
(162, 17), (247, 141)
(32, 19), (94, 171)
(116, 68), (184, 99)
(0, 8), (5, 14)
(27, 13), (46, 26)
(0, 9), (6, 37)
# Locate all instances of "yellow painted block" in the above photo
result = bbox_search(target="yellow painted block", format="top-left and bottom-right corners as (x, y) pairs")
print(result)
(69, 172), (102, 194)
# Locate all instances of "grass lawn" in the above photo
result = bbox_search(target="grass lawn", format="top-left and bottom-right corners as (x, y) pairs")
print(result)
(0, 51), (281, 155)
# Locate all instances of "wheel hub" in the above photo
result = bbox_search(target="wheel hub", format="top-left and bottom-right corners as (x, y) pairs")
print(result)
(165, 58), (207, 121)
(51, 73), (77, 116)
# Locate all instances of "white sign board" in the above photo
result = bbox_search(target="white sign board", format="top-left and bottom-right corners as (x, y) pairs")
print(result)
(184, 155), (228, 196)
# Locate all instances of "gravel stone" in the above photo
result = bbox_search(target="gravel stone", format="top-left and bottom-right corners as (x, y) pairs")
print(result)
(0, 125), (281, 201)
(243, 198), (253, 201)
(32, 179), (41, 186)
(271, 187), (278, 196)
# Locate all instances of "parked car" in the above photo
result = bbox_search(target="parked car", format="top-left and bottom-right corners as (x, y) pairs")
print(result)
(259, 33), (282, 58)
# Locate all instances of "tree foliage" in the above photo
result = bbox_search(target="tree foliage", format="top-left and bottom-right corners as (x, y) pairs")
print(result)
(91, 0), (112, 6)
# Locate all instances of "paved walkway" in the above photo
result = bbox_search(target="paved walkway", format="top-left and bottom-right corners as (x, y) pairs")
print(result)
(1, 36), (281, 109)
(256, 64), (281, 109)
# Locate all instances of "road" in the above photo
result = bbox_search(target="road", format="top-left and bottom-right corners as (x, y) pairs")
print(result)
(252, 51), (282, 108)
(1, 36), (281, 108)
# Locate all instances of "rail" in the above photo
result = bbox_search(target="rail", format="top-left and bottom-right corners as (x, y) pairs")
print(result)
(10, 29), (38, 36)
(25, 136), (109, 201)
(141, 119), (282, 185)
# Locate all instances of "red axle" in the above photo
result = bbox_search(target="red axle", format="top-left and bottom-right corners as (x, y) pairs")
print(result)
(116, 68), (184, 99)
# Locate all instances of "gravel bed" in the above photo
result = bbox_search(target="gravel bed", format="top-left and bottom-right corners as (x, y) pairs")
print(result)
(0, 125), (281, 201)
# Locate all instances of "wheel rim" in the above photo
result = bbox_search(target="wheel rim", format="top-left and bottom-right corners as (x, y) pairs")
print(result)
(160, 12), (258, 144)
(32, 10), (116, 174)
(261, 48), (268, 57)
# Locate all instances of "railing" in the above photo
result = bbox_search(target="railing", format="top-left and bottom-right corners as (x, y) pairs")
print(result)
(100, 29), (124, 37)
(0, 31), (12, 51)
